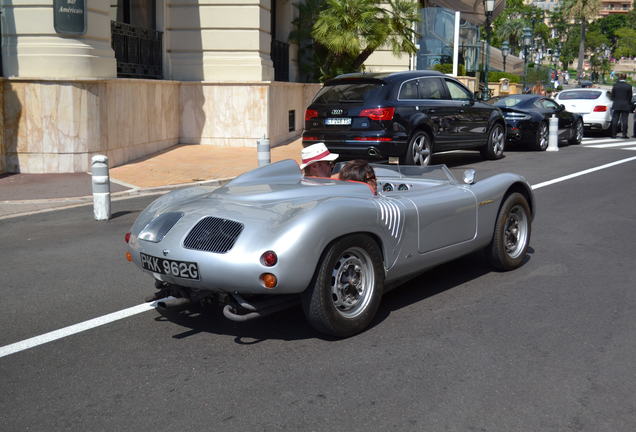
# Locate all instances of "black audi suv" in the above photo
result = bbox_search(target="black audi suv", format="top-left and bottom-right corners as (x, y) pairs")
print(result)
(302, 70), (506, 166)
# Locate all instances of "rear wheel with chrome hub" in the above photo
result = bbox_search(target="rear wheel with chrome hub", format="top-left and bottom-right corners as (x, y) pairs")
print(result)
(302, 234), (384, 337)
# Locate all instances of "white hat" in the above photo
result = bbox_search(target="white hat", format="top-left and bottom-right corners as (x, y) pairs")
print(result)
(299, 142), (339, 170)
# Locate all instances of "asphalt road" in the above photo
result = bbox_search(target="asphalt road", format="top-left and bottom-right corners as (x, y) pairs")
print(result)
(1, 138), (636, 431)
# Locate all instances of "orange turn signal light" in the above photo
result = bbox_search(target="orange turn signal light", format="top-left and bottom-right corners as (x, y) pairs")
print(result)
(260, 273), (277, 289)
(125, 252), (133, 262)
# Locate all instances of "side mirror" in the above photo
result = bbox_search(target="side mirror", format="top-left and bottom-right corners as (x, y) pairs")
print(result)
(558, 104), (566, 112)
(463, 169), (476, 185)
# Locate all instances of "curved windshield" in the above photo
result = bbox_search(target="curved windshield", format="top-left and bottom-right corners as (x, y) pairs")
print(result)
(494, 96), (526, 108)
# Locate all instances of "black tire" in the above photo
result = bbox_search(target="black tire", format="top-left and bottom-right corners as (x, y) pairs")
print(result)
(301, 234), (384, 338)
(568, 118), (583, 145)
(401, 130), (432, 166)
(534, 121), (549, 151)
(486, 192), (531, 271)
(480, 123), (505, 160)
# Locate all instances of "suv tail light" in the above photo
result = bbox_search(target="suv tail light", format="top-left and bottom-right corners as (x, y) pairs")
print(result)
(305, 109), (319, 121)
(359, 107), (395, 121)
(593, 105), (607, 112)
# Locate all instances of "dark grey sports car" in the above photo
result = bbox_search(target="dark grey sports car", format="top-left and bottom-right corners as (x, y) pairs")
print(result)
(491, 94), (584, 151)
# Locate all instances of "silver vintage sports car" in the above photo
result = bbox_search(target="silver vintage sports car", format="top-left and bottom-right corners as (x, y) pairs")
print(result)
(126, 160), (534, 337)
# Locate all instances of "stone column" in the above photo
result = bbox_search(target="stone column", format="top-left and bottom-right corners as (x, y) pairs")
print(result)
(1, 0), (116, 78)
(167, 0), (274, 81)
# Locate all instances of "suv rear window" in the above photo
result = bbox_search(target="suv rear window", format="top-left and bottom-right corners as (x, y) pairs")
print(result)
(313, 82), (383, 104)
(558, 91), (601, 100)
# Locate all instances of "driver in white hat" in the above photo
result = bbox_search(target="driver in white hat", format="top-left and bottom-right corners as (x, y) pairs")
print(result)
(300, 142), (339, 178)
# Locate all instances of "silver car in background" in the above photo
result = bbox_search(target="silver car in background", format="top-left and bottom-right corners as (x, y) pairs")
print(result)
(554, 88), (613, 134)
(126, 160), (534, 338)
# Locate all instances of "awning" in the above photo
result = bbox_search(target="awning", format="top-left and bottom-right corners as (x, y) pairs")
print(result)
(425, 0), (506, 25)
(488, 45), (523, 74)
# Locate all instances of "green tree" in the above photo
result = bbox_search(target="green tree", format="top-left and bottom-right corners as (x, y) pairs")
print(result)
(614, 27), (636, 58)
(292, 0), (419, 82)
(562, 0), (601, 82)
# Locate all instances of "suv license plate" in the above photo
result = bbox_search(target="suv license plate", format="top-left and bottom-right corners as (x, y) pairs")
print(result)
(325, 117), (351, 125)
(140, 253), (200, 280)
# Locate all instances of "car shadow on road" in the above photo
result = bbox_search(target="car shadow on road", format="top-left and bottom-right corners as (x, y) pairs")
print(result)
(153, 248), (533, 343)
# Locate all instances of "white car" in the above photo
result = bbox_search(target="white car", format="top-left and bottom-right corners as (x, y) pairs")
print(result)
(554, 89), (613, 134)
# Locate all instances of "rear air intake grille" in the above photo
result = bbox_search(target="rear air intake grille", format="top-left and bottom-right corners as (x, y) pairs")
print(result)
(183, 217), (244, 253)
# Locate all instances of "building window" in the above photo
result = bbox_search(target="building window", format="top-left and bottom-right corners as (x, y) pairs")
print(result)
(111, 0), (162, 79)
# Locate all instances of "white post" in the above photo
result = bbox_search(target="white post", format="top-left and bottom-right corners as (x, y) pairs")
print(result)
(452, 11), (461, 77)
(257, 135), (271, 167)
(547, 115), (559, 152)
(91, 155), (111, 221)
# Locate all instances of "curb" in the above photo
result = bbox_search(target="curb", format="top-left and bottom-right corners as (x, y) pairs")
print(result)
(0, 176), (235, 206)
(0, 176), (236, 220)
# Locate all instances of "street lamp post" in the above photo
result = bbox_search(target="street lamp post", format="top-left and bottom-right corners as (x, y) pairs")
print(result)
(501, 41), (510, 73)
(523, 27), (532, 92)
(483, 0), (495, 100)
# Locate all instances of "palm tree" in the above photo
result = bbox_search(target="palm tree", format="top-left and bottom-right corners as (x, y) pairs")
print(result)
(563, 0), (601, 82)
(496, 18), (526, 55)
(312, 0), (418, 81)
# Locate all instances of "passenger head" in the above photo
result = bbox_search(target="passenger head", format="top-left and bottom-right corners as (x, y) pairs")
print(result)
(338, 159), (377, 194)
(300, 142), (339, 178)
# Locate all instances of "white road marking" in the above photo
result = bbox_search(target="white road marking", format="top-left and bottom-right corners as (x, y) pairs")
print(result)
(3, 156), (636, 359)
(584, 141), (636, 149)
(0, 299), (169, 359)
(625, 147), (636, 150)
(581, 138), (619, 145)
(532, 156), (636, 190)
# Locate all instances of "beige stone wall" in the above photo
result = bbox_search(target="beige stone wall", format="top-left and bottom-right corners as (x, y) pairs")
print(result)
(167, 0), (275, 81)
(180, 81), (320, 147)
(3, 79), (180, 173)
(1, 0), (116, 79)
(364, 49), (411, 73)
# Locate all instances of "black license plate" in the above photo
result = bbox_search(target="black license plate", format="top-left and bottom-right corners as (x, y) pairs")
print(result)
(140, 253), (200, 280)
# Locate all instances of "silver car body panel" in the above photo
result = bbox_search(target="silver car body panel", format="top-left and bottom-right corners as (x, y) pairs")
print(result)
(128, 160), (533, 294)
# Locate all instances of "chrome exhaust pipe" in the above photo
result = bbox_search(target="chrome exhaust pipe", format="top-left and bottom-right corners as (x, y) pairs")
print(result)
(156, 296), (191, 310)
(368, 147), (380, 158)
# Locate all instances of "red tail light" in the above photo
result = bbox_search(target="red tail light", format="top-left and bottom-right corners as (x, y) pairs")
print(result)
(593, 105), (607, 112)
(359, 107), (395, 121)
(125, 232), (131, 243)
(305, 109), (319, 121)
(303, 136), (319, 141)
(353, 137), (392, 141)
(261, 250), (278, 267)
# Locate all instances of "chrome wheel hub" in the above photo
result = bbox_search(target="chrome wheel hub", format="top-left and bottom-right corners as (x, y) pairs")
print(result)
(492, 126), (505, 155)
(576, 121), (583, 142)
(412, 135), (431, 166)
(539, 124), (548, 149)
(504, 205), (529, 259)
(330, 247), (374, 318)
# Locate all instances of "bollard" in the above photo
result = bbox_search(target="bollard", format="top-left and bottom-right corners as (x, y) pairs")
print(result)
(91, 155), (111, 221)
(257, 135), (271, 167)
(547, 114), (559, 152)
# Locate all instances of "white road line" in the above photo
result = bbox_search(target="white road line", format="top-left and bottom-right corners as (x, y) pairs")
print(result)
(0, 300), (167, 359)
(3, 156), (636, 359)
(585, 141), (636, 148)
(625, 147), (636, 150)
(582, 138), (615, 144)
(532, 156), (636, 190)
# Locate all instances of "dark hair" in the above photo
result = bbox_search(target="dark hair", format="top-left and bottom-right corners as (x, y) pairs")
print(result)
(338, 159), (376, 184)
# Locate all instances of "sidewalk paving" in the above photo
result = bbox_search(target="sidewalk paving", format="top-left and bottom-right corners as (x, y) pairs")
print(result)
(0, 138), (304, 219)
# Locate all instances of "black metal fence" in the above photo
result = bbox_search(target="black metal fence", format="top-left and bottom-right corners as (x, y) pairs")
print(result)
(272, 40), (289, 82)
(111, 21), (162, 79)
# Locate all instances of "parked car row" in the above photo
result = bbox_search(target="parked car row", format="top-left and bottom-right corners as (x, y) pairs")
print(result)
(302, 70), (590, 166)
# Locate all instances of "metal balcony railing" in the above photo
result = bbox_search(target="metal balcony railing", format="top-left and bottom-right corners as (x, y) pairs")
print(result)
(111, 21), (163, 79)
